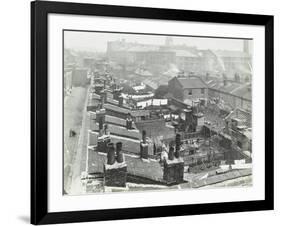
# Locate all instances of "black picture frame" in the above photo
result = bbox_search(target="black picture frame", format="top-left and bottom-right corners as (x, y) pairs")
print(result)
(31, 0), (274, 224)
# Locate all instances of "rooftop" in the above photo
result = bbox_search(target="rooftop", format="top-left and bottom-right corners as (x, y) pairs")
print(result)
(105, 115), (136, 127)
(174, 49), (199, 58)
(225, 108), (252, 128)
(131, 109), (150, 117)
(87, 149), (164, 182)
(103, 103), (131, 115)
(212, 50), (250, 58)
(174, 76), (208, 89)
(206, 79), (251, 100)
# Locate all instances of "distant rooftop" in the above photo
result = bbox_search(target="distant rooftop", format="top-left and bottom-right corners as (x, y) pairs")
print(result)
(212, 50), (250, 58)
(174, 49), (199, 58)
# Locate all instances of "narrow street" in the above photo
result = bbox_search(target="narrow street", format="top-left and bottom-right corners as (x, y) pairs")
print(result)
(63, 86), (88, 193)
(68, 86), (90, 195)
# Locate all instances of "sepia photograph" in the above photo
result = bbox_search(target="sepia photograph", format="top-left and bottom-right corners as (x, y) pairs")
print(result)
(63, 30), (253, 196)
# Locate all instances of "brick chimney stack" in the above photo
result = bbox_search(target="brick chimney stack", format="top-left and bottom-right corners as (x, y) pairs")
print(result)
(103, 123), (108, 135)
(98, 116), (104, 131)
(118, 95), (123, 107)
(96, 109), (106, 135)
(104, 142), (127, 187)
(175, 134), (181, 158)
(140, 130), (149, 159)
(168, 146), (175, 161)
(100, 90), (107, 104)
(163, 135), (184, 185)
(126, 113), (133, 130)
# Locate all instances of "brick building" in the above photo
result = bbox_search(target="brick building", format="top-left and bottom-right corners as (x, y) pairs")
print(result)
(168, 76), (208, 104)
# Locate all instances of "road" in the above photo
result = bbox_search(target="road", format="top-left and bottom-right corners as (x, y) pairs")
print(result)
(63, 86), (88, 193)
(68, 86), (90, 195)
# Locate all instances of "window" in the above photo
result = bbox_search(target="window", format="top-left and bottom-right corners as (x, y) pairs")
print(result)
(201, 88), (205, 94)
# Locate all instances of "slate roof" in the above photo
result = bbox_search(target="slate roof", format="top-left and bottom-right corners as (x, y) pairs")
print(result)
(104, 115), (136, 129)
(207, 79), (251, 100)
(105, 98), (119, 106)
(225, 108), (252, 128)
(176, 77), (208, 89)
(143, 79), (158, 90)
(131, 110), (150, 117)
(191, 168), (252, 188)
(87, 98), (100, 107)
(91, 93), (101, 99)
(135, 119), (176, 140)
(91, 120), (141, 140)
(231, 84), (251, 100)
(103, 103), (131, 115)
(107, 124), (141, 140)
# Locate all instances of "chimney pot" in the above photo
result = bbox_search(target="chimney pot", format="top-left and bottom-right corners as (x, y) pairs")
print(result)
(116, 142), (124, 163)
(118, 96), (123, 106)
(168, 146), (175, 161)
(126, 115), (133, 130)
(142, 130), (147, 143)
(107, 143), (115, 165)
(98, 116), (104, 131)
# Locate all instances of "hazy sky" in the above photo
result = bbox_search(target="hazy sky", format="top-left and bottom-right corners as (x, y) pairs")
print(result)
(64, 30), (252, 53)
